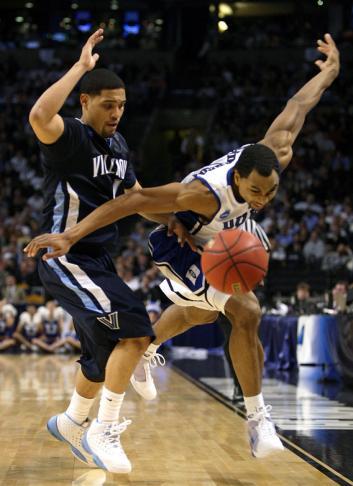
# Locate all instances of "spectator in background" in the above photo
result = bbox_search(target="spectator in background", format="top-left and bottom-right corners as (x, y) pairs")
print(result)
(303, 230), (325, 264)
(13, 304), (40, 351)
(32, 300), (64, 353)
(290, 282), (317, 315)
(326, 281), (349, 313)
(0, 300), (17, 352)
(2, 274), (26, 306)
(146, 301), (161, 325)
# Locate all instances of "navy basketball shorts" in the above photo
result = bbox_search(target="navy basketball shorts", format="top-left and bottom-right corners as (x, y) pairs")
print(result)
(38, 250), (154, 382)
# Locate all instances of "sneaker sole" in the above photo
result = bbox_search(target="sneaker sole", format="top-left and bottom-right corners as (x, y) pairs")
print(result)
(82, 432), (131, 474)
(251, 446), (285, 458)
(47, 416), (96, 467)
(130, 376), (157, 400)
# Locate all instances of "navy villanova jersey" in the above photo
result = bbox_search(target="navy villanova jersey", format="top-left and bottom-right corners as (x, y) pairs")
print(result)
(39, 117), (136, 248)
(36, 117), (153, 382)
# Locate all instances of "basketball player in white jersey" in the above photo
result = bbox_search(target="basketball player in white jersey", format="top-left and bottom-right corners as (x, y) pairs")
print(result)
(25, 33), (339, 458)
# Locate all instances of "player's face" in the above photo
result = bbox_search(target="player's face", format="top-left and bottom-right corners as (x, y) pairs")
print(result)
(234, 169), (279, 210)
(80, 88), (127, 138)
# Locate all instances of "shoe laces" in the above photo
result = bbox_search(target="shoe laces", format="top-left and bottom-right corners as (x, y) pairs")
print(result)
(144, 351), (165, 368)
(102, 418), (132, 449)
(250, 405), (276, 439)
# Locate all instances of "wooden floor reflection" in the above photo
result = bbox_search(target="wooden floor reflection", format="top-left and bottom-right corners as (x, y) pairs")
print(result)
(0, 354), (338, 486)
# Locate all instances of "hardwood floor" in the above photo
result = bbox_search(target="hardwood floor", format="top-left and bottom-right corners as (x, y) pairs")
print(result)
(0, 354), (339, 485)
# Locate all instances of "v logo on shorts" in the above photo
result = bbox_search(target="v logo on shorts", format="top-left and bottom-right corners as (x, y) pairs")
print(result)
(97, 311), (120, 330)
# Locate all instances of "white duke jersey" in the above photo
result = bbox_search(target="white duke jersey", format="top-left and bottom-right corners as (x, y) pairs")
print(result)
(175, 144), (256, 247)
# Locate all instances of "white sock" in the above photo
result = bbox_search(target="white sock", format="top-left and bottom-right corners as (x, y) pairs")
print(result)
(145, 343), (159, 357)
(244, 393), (266, 417)
(66, 390), (95, 425)
(97, 387), (125, 423)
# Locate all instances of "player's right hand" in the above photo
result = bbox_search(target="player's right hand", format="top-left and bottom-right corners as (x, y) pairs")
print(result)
(315, 33), (340, 76)
(78, 28), (104, 71)
(23, 233), (73, 260)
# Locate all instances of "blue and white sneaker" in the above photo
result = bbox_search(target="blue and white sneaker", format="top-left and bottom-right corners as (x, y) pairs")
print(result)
(82, 418), (132, 473)
(47, 413), (96, 467)
(248, 405), (284, 458)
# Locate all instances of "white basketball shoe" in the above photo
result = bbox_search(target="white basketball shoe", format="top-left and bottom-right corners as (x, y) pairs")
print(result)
(247, 405), (285, 458)
(47, 413), (96, 467)
(82, 418), (132, 473)
(130, 350), (165, 400)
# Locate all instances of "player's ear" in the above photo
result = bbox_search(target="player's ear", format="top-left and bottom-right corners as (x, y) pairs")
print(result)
(233, 170), (241, 185)
(80, 93), (89, 109)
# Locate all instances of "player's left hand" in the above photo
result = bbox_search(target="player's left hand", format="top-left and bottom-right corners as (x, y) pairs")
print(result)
(315, 33), (340, 76)
(167, 215), (197, 252)
(23, 233), (73, 260)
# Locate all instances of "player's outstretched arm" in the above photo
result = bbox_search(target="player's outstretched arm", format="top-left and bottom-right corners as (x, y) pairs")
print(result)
(29, 29), (104, 144)
(260, 33), (339, 171)
(24, 180), (216, 259)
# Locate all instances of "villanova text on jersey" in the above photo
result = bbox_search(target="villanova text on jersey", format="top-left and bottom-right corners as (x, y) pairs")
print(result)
(39, 117), (136, 248)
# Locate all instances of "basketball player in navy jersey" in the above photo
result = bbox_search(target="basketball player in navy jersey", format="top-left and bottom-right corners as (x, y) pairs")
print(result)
(25, 29), (180, 473)
(26, 34), (339, 459)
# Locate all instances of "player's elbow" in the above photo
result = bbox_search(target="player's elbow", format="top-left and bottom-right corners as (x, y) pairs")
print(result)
(29, 106), (45, 126)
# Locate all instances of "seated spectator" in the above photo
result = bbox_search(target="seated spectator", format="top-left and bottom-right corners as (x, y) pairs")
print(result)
(62, 320), (81, 353)
(326, 281), (349, 313)
(0, 300), (17, 352)
(13, 304), (41, 351)
(32, 300), (65, 353)
(146, 301), (161, 326)
(290, 282), (318, 315)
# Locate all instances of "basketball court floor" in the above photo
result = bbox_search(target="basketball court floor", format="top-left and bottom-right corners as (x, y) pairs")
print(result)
(0, 353), (352, 485)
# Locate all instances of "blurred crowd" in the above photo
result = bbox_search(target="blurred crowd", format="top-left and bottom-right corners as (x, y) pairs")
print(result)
(1, 29), (353, 327)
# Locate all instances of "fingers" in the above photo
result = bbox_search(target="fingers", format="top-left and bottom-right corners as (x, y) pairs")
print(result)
(315, 59), (324, 69)
(23, 234), (56, 257)
(43, 251), (63, 261)
(89, 28), (104, 44)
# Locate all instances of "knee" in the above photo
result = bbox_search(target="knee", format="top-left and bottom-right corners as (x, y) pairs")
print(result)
(120, 336), (151, 354)
(226, 297), (261, 331)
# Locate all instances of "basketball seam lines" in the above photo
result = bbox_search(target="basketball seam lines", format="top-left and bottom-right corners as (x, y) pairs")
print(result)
(203, 231), (246, 274)
(219, 231), (249, 292)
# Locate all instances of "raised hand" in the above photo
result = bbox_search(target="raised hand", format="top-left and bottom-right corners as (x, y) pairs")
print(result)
(78, 28), (104, 71)
(24, 233), (73, 260)
(315, 33), (340, 76)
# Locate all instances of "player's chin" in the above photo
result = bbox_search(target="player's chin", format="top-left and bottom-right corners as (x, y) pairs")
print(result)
(251, 203), (265, 211)
(104, 124), (118, 135)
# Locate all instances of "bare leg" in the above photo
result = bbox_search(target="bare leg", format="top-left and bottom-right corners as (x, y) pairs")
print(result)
(153, 304), (219, 345)
(13, 333), (33, 350)
(105, 336), (151, 393)
(133, 305), (218, 381)
(65, 336), (81, 350)
(32, 337), (55, 353)
(224, 292), (262, 397)
(75, 367), (103, 399)
(0, 338), (16, 351)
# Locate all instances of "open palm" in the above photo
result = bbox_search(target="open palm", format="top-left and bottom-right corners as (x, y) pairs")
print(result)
(78, 29), (104, 71)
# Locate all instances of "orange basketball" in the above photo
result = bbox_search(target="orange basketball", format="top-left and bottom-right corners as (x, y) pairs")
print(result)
(201, 228), (269, 294)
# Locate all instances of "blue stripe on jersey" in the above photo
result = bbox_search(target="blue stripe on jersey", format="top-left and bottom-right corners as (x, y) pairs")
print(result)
(226, 165), (235, 186)
(47, 259), (103, 314)
(52, 182), (66, 233)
